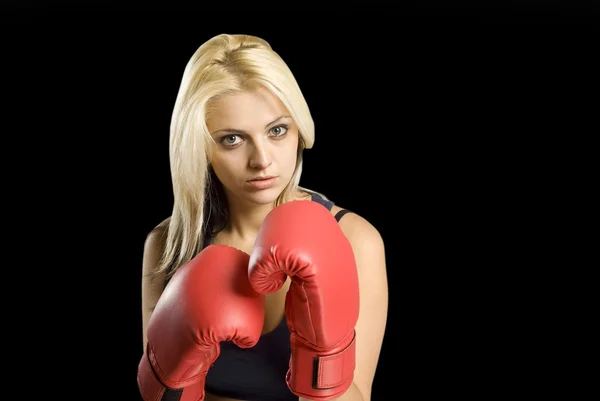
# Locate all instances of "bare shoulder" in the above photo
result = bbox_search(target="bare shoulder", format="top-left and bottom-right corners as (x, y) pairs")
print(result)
(298, 189), (385, 257)
(330, 205), (385, 271)
(141, 217), (172, 346)
(146, 217), (170, 245)
(142, 217), (171, 277)
(331, 206), (387, 282)
(154, 216), (171, 234)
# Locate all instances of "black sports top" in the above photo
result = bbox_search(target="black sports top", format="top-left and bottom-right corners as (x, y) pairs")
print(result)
(203, 192), (351, 401)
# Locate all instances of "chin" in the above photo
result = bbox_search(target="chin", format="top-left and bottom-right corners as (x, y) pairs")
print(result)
(246, 189), (282, 205)
(237, 183), (286, 205)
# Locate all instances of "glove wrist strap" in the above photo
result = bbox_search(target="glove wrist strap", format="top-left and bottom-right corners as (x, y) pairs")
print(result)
(287, 330), (356, 401)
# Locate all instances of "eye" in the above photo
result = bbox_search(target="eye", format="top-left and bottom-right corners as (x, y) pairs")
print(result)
(220, 134), (242, 147)
(270, 125), (288, 137)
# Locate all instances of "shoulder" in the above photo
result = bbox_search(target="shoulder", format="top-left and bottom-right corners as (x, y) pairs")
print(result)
(141, 218), (172, 326)
(142, 217), (171, 273)
(332, 206), (385, 267)
(147, 217), (170, 241)
(301, 188), (385, 255)
(337, 209), (384, 247)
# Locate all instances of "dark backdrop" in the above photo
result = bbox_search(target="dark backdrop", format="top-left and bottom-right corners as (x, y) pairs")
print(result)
(4, 6), (597, 400)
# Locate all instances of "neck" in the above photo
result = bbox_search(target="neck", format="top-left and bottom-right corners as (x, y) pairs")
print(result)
(222, 189), (310, 243)
(224, 195), (277, 243)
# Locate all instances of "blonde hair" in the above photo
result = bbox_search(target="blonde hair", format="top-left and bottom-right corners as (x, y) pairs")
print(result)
(155, 33), (315, 280)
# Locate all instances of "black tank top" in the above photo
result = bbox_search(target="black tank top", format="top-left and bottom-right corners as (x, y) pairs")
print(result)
(203, 192), (351, 401)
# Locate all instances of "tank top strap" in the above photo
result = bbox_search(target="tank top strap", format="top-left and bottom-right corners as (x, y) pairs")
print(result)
(310, 191), (335, 211)
(311, 192), (353, 222)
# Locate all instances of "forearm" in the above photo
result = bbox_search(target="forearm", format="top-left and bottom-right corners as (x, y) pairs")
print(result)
(299, 381), (365, 401)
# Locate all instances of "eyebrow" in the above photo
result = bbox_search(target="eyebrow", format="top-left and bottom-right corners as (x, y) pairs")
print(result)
(211, 115), (291, 136)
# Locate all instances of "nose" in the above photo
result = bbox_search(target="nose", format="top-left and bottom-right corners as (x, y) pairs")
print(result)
(248, 139), (273, 170)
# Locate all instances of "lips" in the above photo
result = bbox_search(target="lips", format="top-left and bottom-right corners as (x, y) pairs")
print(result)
(248, 176), (277, 182)
(246, 176), (278, 190)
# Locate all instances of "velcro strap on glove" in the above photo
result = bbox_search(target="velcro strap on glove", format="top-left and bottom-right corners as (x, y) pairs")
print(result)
(287, 330), (356, 400)
(313, 332), (356, 389)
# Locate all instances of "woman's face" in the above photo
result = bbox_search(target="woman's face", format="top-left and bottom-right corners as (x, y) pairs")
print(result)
(206, 86), (300, 206)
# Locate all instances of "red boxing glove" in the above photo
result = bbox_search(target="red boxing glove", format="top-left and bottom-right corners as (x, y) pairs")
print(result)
(138, 245), (265, 401)
(248, 200), (360, 400)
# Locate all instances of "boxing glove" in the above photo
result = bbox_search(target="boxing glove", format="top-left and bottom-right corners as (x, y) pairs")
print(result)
(248, 200), (360, 400)
(138, 244), (265, 401)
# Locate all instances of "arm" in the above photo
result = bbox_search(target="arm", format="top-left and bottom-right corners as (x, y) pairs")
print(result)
(141, 221), (169, 349)
(300, 213), (388, 401)
(299, 382), (365, 401)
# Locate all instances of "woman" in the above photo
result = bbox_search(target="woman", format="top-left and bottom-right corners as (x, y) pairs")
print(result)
(139, 33), (388, 401)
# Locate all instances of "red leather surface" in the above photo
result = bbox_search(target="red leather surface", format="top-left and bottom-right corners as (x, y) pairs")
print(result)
(138, 245), (265, 401)
(249, 200), (360, 400)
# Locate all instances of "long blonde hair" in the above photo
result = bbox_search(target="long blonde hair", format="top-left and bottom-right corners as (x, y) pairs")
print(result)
(155, 33), (315, 280)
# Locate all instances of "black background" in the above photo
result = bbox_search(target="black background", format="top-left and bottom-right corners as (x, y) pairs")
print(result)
(4, 5), (598, 399)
